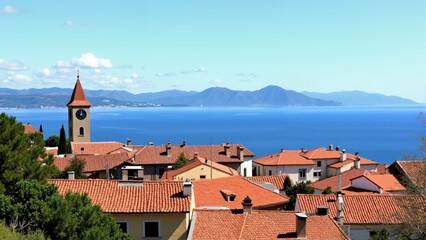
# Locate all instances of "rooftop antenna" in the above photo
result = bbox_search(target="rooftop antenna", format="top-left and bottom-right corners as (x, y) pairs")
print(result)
(77, 67), (80, 80)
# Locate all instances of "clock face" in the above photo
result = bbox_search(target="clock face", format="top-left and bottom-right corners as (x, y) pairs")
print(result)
(76, 109), (87, 120)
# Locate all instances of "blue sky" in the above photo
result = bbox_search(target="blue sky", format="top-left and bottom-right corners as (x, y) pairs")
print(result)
(0, 1), (425, 102)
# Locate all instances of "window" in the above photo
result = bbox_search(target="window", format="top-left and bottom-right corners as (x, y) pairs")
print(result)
(316, 161), (322, 167)
(299, 169), (306, 180)
(79, 127), (84, 136)
(144, 221), (160, 238)
(199, 175), (206, 179)
(116, 221), (128, 233)
(269, 170), (272, 176)
(243, 168), (247, 177)
(313, 171), (322, 177)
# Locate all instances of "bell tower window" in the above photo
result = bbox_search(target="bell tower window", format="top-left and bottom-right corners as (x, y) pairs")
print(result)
(79, 127), (84, 136)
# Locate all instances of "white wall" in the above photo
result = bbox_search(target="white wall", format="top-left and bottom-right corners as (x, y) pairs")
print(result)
(240, 158), (253, 177)
(351, 177), (380, 192)
(258, 165), (314, 183)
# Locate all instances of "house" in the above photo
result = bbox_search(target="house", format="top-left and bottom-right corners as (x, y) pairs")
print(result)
(388, 159), (426, 192)
(309, 168), (405, 195)
(188, 200), (349, 240)
(254, 145), (379, 183)
(23, 122), (39, 134)
(131, 142), (254, 180)
(244, 175), (292, 194)
(192, 176), (289, 210)
(49, 179), (191, 240)
(70, 141), (134, 155)
(295, 194), (426, 239)
(160, 156), (239, 181)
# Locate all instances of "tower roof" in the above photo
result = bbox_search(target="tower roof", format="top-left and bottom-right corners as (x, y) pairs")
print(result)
(67, 79), (91, 107)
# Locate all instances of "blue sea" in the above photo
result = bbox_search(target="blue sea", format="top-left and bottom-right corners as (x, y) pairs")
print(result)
(2, 106), (425, 164)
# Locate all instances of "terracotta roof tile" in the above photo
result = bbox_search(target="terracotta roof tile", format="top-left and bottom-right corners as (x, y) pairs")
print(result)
(161, 157), (239, 180)
(134, 144), (254, 165)
(189, 209), (349, 240)
(23, 123), (39, 134)
(309, 168), (380, 194)
(49, 179), (190, 213)
(254, 150), (314, 166)
(351, 174), (406, 192)
(45, 147), (58, 156)
(244, 175), (292, 190)
(396, 160), (426, 186)
(193, 176), (289, 209)
(296, 194), (426, 225)
(54, 152), (130, 172)
(71, 142), (126, 155)
(67, 79), (91, 107)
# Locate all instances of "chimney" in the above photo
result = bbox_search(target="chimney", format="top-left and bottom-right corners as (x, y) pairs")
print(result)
(224, 143), (231, 157)
(300, 147), (305, 153)
(281, 148), (285, 153)
(340, 149), (346, 162)
(127, 138), (132, 146)
(295, 212), (307, 239)
(237, 146), (244, 161)
(328, 144), (333, 151)
(354, 156), (361, 169)
(336, 191), (344, 225)
(316, 206), (329, 216)
(242, 196), (253, 214)
(181, 141), (186, 148)
(68, 171), (75, 180)
(183, 181), (192, 197)
(335, 146), (340, 151)
(166, 142), (172, 157)
(193, 152), (199, 159)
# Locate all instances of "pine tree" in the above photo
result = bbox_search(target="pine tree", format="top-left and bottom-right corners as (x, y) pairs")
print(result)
(58, 125), (67, 155)
(283, 176), (292, 190)
(173, 153), (189, 169)
(39, 124), (43, 134)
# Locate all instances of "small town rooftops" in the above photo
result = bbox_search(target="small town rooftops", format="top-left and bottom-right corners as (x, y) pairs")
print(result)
(23, 123), (39, 134)
(188, 209), (349, 240)
(391, 160), (426, 187)
(254, 150), (314, 166)
(296, 194), (426, 225)
(54, 152), (130, 173)
(244, 175), (292, 191)
(70, 141), (129, 155)
(49, 179), (190, 213)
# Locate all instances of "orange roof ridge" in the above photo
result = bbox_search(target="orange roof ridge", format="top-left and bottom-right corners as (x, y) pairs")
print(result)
(67, 79), (91, 107)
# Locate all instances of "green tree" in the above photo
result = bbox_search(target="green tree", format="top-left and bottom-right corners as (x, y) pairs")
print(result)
(173, 153), (189, 170)
(369, 228), (390, 240)
(39, 124), (43, 134)
(58, 157), (86, 179)
(283, 176), (292, 190)
(0, 180), (130, 240)
(0, 113), (58, 193)
(284, 181), (314, 210)
(45, 135), (60, 147)
(322, 186), (332, 194)
(58, 125), (67, 154)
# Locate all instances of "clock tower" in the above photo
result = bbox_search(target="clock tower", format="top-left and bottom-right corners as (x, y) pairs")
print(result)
(67, 73), (91, 142)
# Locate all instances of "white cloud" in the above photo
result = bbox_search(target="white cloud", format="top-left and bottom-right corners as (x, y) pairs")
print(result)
(55, 52), (113, 69)
(37, 68), (52, 77)
(1, 72), (32, 83)
(181, 67), (207, 74)
(0, 59), (29, 71)
(131, 73), (139, 79)
(156, 72), (177, 77)
(210, 79), (221, 84)
(2, 5), (18, 14)
(65, 20), (80, 27)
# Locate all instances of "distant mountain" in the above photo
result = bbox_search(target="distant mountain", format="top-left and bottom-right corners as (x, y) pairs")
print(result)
(0, 86), (416, 108)
(302, 90), (418, 106)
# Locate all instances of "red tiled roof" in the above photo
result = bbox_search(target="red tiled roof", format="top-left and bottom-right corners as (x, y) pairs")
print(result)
(23, 123), (38, 134)
(254, 150), (314, 166)
(134, 144), (254, 165)
(302, 148), (341, 160)
(376, 164), (388, 174)
(54, 152), (131, 172)
(296, 194), (426, 225)
(309, 168), (380, 194)
(67, 79), (91, 107)
(351, 174), (406, 192)
(161, 157), (239, 180)
(49, 179), (190, 213)
(245, 175), (292, 190)
(192, 176), (289, 210)
(189, 209), (349, 240)
(45, 147), (58, 156)
(396, 160), (426, 186)
(70, 142), (126, 155)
